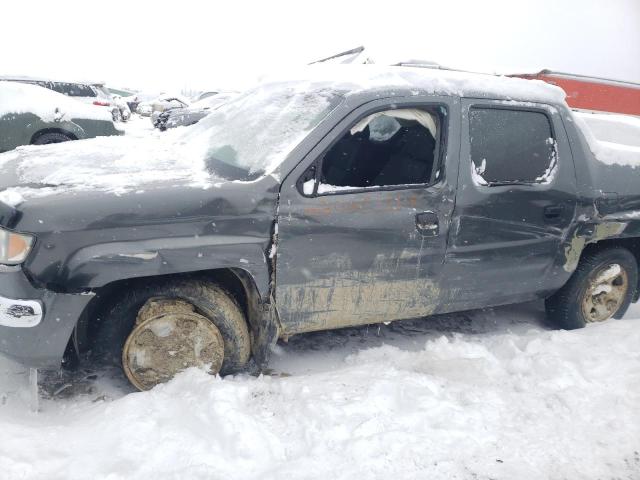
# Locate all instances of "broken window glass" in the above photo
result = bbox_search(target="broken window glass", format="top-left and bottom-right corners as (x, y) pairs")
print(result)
(318, 108), (441, 192)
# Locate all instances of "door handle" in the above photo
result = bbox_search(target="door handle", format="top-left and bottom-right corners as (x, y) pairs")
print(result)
(416, 211), (439, 236)
(544, 205), (564, 221)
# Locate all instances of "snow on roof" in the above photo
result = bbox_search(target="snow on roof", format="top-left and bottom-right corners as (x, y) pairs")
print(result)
(574, 112), (640, 167)
(0, 81), (111, 122)
(260, 64), (567, 105)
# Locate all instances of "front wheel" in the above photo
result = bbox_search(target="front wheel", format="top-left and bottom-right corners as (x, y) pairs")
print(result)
(92, 280), (251, 390)
(546, 247), (638, 329)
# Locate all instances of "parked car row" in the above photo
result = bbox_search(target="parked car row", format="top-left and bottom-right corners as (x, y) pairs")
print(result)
(0, 73), (238, 153)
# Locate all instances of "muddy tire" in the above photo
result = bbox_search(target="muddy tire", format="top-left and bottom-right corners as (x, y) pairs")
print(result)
(545, 247), (638, 329)
(32, 132), (73, 145)
(93, 279), (251, 387)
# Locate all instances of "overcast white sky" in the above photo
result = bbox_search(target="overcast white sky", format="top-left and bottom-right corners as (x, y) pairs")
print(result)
(2, 0), (639, 93)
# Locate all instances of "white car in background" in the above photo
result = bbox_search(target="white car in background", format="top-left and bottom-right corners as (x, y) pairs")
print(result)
(0, 76), (123, 122)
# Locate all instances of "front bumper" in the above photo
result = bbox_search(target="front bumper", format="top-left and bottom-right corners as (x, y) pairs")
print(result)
(0, 267), (94, 369)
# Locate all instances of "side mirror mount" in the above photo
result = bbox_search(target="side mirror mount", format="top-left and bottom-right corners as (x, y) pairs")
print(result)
(296, 162), (318, 197)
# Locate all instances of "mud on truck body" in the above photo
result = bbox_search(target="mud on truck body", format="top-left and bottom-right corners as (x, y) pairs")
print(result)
(0, 65), (639, 390)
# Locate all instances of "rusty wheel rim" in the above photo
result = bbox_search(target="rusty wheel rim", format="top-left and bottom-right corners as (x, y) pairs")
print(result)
(581, 263), (629, 323)
(122, 300), (224, 391)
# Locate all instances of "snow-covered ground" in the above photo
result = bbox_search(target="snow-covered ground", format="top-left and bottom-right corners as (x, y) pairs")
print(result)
(1, 301), (639, 480)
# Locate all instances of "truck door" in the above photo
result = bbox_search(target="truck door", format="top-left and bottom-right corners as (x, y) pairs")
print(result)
(442, 99), (577, 311)
(275, 96), (460, 335)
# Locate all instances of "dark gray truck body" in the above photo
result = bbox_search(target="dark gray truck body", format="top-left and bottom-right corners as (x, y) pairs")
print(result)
(0, 67), (639, 369)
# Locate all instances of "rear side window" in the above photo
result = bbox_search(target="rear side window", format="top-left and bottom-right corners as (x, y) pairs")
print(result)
(469, 107), (556, 185)
(50, 82), (97, 97)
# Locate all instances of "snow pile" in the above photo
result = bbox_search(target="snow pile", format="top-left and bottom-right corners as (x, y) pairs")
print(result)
(1, 303), (639, 479)
(0, 81), (111, 122)
(574, 111), (640, 167)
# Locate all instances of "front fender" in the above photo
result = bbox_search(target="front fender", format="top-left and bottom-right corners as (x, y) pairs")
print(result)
(60, 235), (271, 298)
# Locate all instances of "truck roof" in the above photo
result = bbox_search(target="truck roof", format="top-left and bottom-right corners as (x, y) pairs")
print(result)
(263, 65), (567, 106)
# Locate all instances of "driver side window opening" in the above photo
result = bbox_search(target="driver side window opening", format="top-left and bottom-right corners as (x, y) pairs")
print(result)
(303, 106), (445, 195)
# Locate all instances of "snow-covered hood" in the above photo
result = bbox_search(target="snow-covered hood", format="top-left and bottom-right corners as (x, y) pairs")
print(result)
(0, 136), (281, 238)
(0, 132), (217, 208)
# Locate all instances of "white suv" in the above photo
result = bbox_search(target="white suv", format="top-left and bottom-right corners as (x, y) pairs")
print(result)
(0, 76), (123, 122)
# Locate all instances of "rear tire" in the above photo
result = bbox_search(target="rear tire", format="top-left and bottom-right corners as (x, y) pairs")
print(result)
(32, 132), (73, 145)
(545, 247), (638, 329)
(92, 279), (251, 389)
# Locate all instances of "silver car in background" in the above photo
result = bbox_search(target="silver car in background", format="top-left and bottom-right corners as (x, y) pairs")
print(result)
(155, 92), (236, 130)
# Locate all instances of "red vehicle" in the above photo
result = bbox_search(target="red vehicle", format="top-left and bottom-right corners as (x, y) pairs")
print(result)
(511, 70), (640, 117)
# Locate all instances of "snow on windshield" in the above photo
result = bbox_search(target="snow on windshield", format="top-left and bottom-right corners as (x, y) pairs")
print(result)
(179, 83), (343, 177)
(0, 81), (112, 122)
(573, 111), (640, 168)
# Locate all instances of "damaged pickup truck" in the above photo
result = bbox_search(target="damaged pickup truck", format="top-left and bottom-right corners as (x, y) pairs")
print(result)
(1, 65), (639, 391)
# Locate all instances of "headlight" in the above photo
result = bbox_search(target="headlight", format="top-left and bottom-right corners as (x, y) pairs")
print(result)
(0, 227), (34, 265)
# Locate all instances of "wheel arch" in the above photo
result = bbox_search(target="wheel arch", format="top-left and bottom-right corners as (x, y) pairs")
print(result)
(69, 266), (277, 367)
(30, 128), (78, 144)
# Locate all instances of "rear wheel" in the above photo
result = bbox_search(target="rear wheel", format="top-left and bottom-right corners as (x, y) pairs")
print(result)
(93, 280), (251, 390)
(545, 247), (638, 329)
(32, 132), (73, 145)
